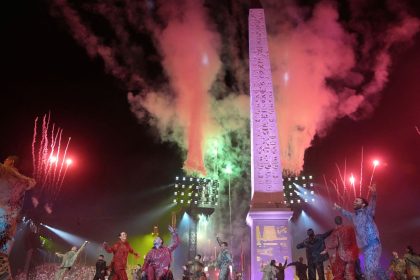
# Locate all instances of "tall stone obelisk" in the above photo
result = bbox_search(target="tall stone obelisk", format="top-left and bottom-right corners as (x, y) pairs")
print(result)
(246, 2), (293, 280)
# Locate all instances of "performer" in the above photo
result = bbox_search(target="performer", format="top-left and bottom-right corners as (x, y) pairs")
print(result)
(104, 232), (139, 280)
(287, 257), (308, 280)
(55, 241), (88, 280)
(0, 155), (36, 279)
(93, 254), (107, 280)
(297, 228), (333, 280)
(191, 254), (206, 280)
(261, 260), (278, 280)
(334, 184), (388, 280)
(404, 246), (420, 280)
(323, 216), (358, 280)
(275, 257), (288, 280)
(216, 236), (233, 280)
(142, 225), (179, 280)
(388, 251), (406, 280)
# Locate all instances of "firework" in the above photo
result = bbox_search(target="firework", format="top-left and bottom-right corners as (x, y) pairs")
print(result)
(32, 113), (73, 203)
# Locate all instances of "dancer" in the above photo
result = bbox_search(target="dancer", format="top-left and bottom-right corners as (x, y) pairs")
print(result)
(216, 236), (233, 280)
(334, 184), (388, 280)
(275, 257), (288, 280)
(191, 254), (206, 280)
(388, 252), (406, 280)
(287, 257), (308, 280)
(261, 260), (278, 280)
(404, 246), (420, 280)
(297, 228), (333, 280)
(55, 241), (88, 280)
(323, 216), (358, 280)
(93, 254), (107, 280)
(104, 232), (139, 280)
(142, 225), (179, 280)
(0, 155), (36, 279)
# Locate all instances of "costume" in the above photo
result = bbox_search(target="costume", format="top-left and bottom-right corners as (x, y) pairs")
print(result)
(287, 261), (308, 280)
(93, 258), (107, 280)
(297, 230), (333, 280)
(55, 241), (88, 280)
(404, 253), (420, 280)
(142, 232), (180, 280)
(274, 259), (288, 280)
(104, 239), (138, 280)
(338, 192), (388, 280)
(0, 162), (36, 279)
(326, 225), (358, 280)
(261, 264), (278, 280)
(216, 238), (233, 280)
(388, 256), (406, 280)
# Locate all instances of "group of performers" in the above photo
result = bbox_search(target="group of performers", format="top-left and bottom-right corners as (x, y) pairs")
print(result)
(1, 154), (418, 280)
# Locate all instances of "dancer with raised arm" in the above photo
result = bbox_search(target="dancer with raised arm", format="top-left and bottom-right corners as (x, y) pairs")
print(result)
(104, 232), (139, 280)
(142, 225), (179, 280)
(55, 241), (88, 280)
(334, 184), (388, 280)
(216, 236), (233, 280)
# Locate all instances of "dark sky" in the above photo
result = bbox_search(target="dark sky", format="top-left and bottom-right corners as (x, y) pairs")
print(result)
(1, 0), (420, 261)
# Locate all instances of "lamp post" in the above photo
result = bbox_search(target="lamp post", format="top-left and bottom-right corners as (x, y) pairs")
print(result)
(224, 164), (233, 249)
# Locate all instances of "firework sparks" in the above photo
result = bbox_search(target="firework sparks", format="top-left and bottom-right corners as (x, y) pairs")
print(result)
(32, 114), (73, 206)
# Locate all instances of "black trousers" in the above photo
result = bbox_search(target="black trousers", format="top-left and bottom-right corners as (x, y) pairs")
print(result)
(308, 262), (325, 280)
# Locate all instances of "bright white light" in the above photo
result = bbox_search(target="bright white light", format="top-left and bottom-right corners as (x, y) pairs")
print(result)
(312, 198), (315, 202)
(173, 199), (177, 203)
(49, 156), (58, 163)
(290, 200), (294, 204)
(297, 199), (301, 203)
(309, 175), (313, 179)
(174, 192), (177, 195)
(302, 176), (306, 180)
(311, 191), (314, 194)
(373, 160), (380, 167)
(65, 158), (73, 166)
(175, 176), (179, 180)
(304, 191), (307, 195)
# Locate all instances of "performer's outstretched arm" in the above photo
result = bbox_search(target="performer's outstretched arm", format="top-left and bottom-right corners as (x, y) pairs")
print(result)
(128, 243), (139, 257)
(75, 241), (88, 257)
(103, 242), (115, 254)
(216, 236), (224, 247)
(168, 225), (180, 252)
(334, 203), (352, 220)
(367, 185), (377, 217)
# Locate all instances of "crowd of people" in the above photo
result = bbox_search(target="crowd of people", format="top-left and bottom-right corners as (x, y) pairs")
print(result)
(14, 263), (95, 280)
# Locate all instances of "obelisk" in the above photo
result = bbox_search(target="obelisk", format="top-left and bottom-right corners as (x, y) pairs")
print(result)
(246, 2), (293, 280)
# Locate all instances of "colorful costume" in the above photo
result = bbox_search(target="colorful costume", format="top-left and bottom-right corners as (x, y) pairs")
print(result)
(142, 232), (180, 280)
(326, 225), (358, 280)
(338, 192), (388, 280)
(404, 253), (420, 280)
(0, 162), (36, 279)
(104, 240), (138, 280)
(297, 230), (333, 280)
(55, 241), (88, 280)
(216, 248), (233, 280)
(388, 256), (406, 280)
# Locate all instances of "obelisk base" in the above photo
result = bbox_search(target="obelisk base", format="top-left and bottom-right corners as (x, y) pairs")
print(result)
(247, 208), (294, 280)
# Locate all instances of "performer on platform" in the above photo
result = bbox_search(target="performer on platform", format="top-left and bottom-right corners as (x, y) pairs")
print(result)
(0, 155), (36, 279)
(334, 184), (388, 280)
(216, 236), (233, 280)
(297, 228), (333, 280)
(287, 257), (308, 280)
(142, 225), (179, 280)
(323, 216), (358, 280)
(93, 254), (107, 280)
(55, 241), (88, 280)
(104, 232), (139, 280)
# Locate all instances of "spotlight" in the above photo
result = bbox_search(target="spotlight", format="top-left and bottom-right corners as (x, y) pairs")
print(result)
(176, 176), (179, 180)
(290, 200), (294, 204)
(173, 199), (177, 203)
(312, 198), (315, 202)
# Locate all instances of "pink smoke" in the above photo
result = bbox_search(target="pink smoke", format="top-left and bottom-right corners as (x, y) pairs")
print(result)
(148, 0), (222, 174)
(265, 0), (420, 173)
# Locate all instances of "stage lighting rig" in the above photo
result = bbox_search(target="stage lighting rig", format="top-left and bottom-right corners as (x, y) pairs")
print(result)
(282, 175), (316, 206)
(173, 176), (219, 208)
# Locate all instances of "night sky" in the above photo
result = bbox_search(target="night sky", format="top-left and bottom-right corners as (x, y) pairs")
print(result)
(1, 0), (420, 268)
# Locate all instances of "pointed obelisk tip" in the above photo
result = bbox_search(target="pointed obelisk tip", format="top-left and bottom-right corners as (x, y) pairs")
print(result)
(250, 0), (263, 9)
